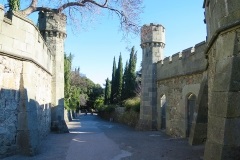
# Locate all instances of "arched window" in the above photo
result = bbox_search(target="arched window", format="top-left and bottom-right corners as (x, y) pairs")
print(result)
(186, 93), (197, 137)
(160, 95), (166, 129)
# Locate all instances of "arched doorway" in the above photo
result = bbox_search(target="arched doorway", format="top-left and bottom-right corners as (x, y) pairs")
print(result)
(160, 95), (166, 130)
(186, 93), (196, 137)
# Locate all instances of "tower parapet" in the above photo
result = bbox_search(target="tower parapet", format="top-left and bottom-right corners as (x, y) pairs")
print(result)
(38, 12), (67, 40)
(141, 23), (165, 62)
(141, 23), (165, 45)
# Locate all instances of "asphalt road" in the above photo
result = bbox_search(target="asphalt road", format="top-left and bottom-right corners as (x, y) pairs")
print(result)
(3, 113), (204, 160)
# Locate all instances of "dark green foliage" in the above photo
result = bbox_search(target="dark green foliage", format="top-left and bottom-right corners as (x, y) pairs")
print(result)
(69, 86), (80, 110)
(97, 105), (115, 113)
(115, 53), (123, 103)
(64, 53), (73, 110)
(110, 57), (117, 103)
(104, 78), (111, 105)
(123, 46), (137, 99)
(87, 84), (104, 110)
(8, 0), (20, 11)
(122, 61), (129, 100)
(94, 97), (104, 109)
(64, 53), (103, 112)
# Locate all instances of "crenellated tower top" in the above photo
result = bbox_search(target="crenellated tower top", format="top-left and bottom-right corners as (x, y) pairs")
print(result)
(141, 23), (165, 49)
(38, 12), (67, 40)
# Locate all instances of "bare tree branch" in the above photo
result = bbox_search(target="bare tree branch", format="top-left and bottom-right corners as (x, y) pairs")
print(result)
(20, 0), (143, 36)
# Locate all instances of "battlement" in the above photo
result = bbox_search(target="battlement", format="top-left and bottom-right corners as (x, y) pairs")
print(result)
(38, 11), (67, 38)
(157, 41), (207, 80)
(141, 23), (165, 47)
(0, 8), (53, 74)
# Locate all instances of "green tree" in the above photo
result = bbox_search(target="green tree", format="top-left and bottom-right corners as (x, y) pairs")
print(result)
(104, 78), (111, 105)
(110, 57), (117, 104)
(122, 60), (129, 100)
(115, 53), (123, 103)
(64, 53), (73, 111)
(125, 46), (137, 98)
(94, 96), (104, 110)
(8, 0), (20, 11)
(88, 84), (104, 110)
(69, 86), (80, 110)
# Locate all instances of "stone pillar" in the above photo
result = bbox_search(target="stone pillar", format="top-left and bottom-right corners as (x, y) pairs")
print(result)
(203, 0), (240, 159)
(38, 12), (68, 133)
(139, 23), (165, 130)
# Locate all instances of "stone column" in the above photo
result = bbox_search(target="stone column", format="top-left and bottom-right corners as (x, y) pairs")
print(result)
(203, 0), (240, 159)
(139, 23), (165, 130)
(38, 12), (68, 133)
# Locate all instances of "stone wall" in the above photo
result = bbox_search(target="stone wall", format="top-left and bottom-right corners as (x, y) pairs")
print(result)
(157, 41), (206, 80)
(203, 0), (240, 159)
(0, 7), (53, 157)
(155, 41), (207, 137)
(157, 72), (206, 137)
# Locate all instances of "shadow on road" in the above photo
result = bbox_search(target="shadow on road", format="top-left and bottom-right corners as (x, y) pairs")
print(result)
(3, 113), (204, 160)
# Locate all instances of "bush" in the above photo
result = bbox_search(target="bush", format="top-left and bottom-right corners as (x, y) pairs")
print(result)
(97, 105), (116, 120)
(96, 104), (115, 113)
(118, 110), (139, 127)
(104, 105), (116, 113)
(123, 97), (140, 112)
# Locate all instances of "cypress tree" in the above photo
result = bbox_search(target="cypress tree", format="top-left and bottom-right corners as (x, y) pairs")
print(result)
(115, 53), (123, 103)
(110, 57), (116, 103)
(122, 61), (129, 100)
(127, 46), (137, 98)
(64, 53), (73, 110)
(8, 0), (20, 11)
(104, 78), (111, 105)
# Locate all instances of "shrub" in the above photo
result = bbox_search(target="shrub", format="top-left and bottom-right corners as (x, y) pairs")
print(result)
(104, 105), (116, 113)
(123, 97), (140, 112)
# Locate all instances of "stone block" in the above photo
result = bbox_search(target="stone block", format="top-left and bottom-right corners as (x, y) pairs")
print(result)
(189, 122), (207, 145)
(209, 91), (240, 117)
(17, 112), (28, 130)
(221, 145), (240, 160)
(25, 32), (35, 45)
(215, 33), (235, 60)
(204, 140), (223, 160)
(204, 140), (240, 160)
(13, 39), (27, 52)
(223, 118), (240, 146)
(207, 115), (225, 145)
(24, 22), (35, 35)
(0, 35), (14, 50)
(16, 130), (30, 154)
(212, 57), (240, 92)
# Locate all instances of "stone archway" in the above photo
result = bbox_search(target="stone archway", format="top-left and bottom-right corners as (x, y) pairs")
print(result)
(186, 93), (196, 137)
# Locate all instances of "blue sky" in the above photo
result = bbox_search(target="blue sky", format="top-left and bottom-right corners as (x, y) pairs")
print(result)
(65, 1), (206, 86)
(0, 0), (206, 87)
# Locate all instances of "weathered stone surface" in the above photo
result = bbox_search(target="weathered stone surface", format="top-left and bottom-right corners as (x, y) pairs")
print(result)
(203, 1), (240, 159)
(157, 73), (205, 137)
(0, 10), (62, 158)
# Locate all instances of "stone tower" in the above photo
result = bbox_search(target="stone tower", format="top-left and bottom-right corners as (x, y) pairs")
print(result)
(38, 12), (68, 132)
(203, 0), (240, 159)
(139, 23), (165, 130)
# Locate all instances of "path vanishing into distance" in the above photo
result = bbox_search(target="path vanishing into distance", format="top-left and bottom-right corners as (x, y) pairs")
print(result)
(4, 114), (204, 160)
